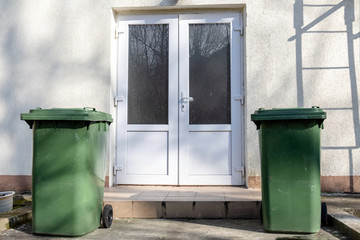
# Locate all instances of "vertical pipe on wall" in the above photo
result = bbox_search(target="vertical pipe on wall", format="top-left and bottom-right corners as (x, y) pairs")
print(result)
(294, 0), (304, 108)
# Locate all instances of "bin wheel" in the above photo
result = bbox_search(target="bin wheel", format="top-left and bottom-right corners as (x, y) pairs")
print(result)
(101, 204), (113, 228)
(321, 202), (328, 226)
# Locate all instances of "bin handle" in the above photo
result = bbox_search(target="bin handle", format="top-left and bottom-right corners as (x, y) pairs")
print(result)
(84, 107), (96, 111)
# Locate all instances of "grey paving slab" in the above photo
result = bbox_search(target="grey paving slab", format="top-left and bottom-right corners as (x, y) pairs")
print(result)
(225, 192), (254, 201)
(164, 196), (196, 201)
(249, 189), (262, 200)
(134, 196), (167, 201)
(104, 186), (250, 201)
(139, 191), (170, 197)
(167, 191), (197, 197)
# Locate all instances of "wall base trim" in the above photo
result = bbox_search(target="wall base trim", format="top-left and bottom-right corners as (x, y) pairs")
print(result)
(1, 175), (359, 193)
(0, 175), (32, 191)
(0, 175), (111, 192)
(321, 176), (360, 193)
(248, 176), (360, 193)
(247, 176), (261, 189)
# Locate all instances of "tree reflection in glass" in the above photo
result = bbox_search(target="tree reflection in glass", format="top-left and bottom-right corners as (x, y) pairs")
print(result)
(128, 24), (169, 124)
(189, 23), (231, 124)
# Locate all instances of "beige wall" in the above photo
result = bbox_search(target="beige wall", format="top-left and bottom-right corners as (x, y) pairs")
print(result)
(0, 0), (359, 191)
(245, 0), (360, 191)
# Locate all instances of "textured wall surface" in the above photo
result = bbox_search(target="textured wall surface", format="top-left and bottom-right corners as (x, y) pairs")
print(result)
(0, 0), (359, 191)
(0, 1), (112, 178)
(246, 0), (360, 190)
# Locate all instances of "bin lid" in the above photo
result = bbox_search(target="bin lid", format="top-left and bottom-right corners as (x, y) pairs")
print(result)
(251, 106), (326, 129)
(21, 107), (113, 127)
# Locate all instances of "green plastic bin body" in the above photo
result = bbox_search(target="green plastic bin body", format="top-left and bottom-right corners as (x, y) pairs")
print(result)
(251, 107), (326, 233)
(21, 108), (112, 236)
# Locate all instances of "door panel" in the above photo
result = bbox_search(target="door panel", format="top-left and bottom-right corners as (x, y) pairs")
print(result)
(116, 15), (178, 185)
(189, 131), (231, 175)
(126, 132), (169, 175)
(179, 13), (243, 185)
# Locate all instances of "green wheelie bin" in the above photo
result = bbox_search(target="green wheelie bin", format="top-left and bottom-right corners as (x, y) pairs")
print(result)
(21, 107), (113, 236)
(251, 107), (326, 233)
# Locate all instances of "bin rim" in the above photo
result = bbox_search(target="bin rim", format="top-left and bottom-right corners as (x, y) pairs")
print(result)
(251, 107), (326, 121)
(251, 107), (326, 129)
(21, 107), (113, 128)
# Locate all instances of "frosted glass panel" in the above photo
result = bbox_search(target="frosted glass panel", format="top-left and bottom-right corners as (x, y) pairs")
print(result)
(189, 23), (231, 124)
(128, 24), (169, 124)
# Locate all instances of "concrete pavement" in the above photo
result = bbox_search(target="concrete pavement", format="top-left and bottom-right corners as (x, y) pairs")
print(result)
(1, 191), (360, 239)
(0, 219), (350, 239)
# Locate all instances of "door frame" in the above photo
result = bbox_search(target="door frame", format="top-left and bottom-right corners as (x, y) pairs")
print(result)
(112, 11), (245, 186)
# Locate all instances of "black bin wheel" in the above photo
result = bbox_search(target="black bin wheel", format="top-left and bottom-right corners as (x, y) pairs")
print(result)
(101, 204), (113, 228)
(321, 202), (328, 226)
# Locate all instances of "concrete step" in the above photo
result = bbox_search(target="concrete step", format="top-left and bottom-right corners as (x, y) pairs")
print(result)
(104, 200), (261, 219)
(104, 186), (262, 219)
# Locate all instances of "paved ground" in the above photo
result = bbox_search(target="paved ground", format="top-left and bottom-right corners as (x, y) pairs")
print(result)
(323, 193), (360, 209)
(1, 191), (360, 239)
(0, 219), (352, 240)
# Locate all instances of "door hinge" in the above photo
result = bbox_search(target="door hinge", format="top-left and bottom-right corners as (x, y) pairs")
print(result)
(235, 166), (245, 176)
(233, 26), (244, 35)
(113, 165), (123, 175)
(114, 96), (125, 106)
(115, 28), (124, 39)
(234, 95), (245, 105)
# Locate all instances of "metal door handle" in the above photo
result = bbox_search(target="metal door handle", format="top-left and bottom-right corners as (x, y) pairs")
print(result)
(182, 96), (194, 103)
(181, 92), (194, 112)
(181, 92), (194, 103)
(114, 96), (125, 106)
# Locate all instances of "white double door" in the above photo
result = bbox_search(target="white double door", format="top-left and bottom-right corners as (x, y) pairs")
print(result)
(116, 13), (244, 185)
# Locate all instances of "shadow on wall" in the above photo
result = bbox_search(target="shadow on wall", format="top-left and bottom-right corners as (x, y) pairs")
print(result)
(289, 0), (360, 192)
(0, 1), (110, 190)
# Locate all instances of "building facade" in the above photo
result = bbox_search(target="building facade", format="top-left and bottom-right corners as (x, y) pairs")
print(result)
(0, 0), (359, 192)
